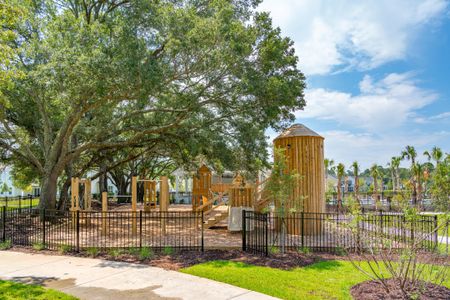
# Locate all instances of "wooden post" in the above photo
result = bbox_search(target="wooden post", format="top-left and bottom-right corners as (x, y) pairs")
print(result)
(84, 179), (92, 210)
(71, 177), (80, 210)
(160, 176), (169, 235)
(83, 179), (92, 226)
(102, 192), (108, 235)
(131, 176), (137, 235)
(70, 177), (79, 229)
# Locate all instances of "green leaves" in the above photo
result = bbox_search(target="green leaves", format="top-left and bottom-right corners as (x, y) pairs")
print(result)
(1, 0), (306, 207)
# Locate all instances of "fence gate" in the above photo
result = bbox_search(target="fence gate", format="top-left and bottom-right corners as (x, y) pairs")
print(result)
(242, 210), (268, 256)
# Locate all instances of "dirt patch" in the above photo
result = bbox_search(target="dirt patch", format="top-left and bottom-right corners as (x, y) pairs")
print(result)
(351, 279), (450, 300)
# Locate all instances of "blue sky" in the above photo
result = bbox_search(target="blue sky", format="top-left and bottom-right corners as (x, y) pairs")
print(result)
(260, 0), (450, 169)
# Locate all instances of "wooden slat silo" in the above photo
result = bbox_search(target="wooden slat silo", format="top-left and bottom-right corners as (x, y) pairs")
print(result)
(273, 124), (325, 235)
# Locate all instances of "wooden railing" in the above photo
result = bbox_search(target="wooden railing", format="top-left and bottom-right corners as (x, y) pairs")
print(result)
(194, 190), (228, 215)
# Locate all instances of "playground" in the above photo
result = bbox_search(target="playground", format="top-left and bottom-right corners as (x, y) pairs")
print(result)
(1, 124), (442, 254)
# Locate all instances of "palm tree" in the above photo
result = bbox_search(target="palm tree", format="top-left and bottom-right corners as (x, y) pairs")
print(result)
(412, 162), (425, 207)
(336, 163), (345, 212)
(324, 158), (335, 187)
(370, 164), (381, 209)
(351, 161), (360, 202)
(387, 156), (401, 192)
(401, 145), (418, 205)
(423, 146), (443, 167)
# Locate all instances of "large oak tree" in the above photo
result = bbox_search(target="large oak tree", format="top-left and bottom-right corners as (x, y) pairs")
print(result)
(0, 0), (306, 209)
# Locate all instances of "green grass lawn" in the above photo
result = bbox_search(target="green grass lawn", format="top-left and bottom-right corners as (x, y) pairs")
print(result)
(0, 198), (40, 210)
(181, 260), (450, 300)
(0, 280), (77, 300)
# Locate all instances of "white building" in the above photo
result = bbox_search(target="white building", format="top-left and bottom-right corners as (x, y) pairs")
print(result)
(0, 166), (40, 197)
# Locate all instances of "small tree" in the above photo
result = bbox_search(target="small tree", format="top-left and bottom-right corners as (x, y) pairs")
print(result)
(336, 163), (345, 212)
(265, 147), (301, 253)
(347, 189), (449, 299)
(351, 161), (360, 203)
(370, 164), (381, 209)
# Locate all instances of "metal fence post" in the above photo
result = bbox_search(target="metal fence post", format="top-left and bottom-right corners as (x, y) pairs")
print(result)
(2, 206), (6, 242)
(5, 197), (8, 210)
(42, 209), (46, 247)
(301, 211), (304, 248)
(18, 196), (22, 213)
(76, 210), (80, 252)
(265, 213), (269, 256)
(139, 210), (143, 249)
(201, 211), (204, 252)
(29, 195), (32, 210)
(434, 215), (438, 250)
(242, 210), (246, 251)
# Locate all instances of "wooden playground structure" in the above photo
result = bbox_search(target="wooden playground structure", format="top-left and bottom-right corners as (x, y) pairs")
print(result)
(69, 123), (326, 236)
(71, 176), (171, 235)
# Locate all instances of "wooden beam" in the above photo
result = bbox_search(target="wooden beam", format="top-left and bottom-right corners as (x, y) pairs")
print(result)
(160, 176), (169, 235)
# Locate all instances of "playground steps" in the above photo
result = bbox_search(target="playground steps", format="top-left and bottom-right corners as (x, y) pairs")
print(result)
(204, 209), (229, 229)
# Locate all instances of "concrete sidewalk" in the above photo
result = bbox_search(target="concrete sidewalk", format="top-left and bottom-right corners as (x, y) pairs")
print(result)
(0, 251), (278, 300)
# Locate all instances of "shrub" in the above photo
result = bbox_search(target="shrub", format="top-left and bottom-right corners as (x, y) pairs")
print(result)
(108, 248), (121, 259)
(128, 247), (140, 256)
(139, 247), (154, 261)
(58, 244), (73, 254)
(334, 246), (346, 256)
(163, 246), (173, 256)
(86, 247), (99, 258)
(269, 245), (279, 255)
(32, 242), (46, 251)
(298, 246), (311, 255)
(0, 240), (12, 250)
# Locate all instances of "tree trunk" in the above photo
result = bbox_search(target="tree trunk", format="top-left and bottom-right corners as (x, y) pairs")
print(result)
(39, 172), (59, 209)
(57, 179), (71, 211)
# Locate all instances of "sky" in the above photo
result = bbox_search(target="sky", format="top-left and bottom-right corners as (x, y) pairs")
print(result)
(259, 0), (450, 169)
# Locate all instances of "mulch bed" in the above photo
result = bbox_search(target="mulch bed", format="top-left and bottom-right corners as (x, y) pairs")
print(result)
(8, 246), (334, 270)
(6, 246), (450, 271)
(351, 279), (450, 300)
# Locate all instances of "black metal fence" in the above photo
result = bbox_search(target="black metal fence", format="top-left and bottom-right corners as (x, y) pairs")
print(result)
(0, 207), (203, 252)
(242, 211), (439, 256)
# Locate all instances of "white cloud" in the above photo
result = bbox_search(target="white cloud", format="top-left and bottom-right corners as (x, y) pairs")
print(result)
(297, 73), (438, 132)
(430, 111), (450, 120)
(259, 0), (448, 75)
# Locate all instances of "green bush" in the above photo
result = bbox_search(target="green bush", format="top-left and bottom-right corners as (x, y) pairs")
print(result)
(32, 242), (46, 251)
(86, 247), (99, 258)
(334, 246), (346, 256)
(108, 248), (121, 259)
(139, 247), (154, 261)
(0, 240), (12, 250)
(269, 245), (279, 255)
(163, 246), (174, 256)
(297, 246), (311, 255)
(128, 247), (140, 256)
(58, 244), (73, 254)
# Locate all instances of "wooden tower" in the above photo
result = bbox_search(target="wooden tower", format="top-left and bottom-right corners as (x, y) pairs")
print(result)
(192, 165), (212, 210)
(273, 124), (325, 234)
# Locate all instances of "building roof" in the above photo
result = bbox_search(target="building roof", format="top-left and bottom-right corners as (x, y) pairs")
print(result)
(274, 124), (323, 140)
